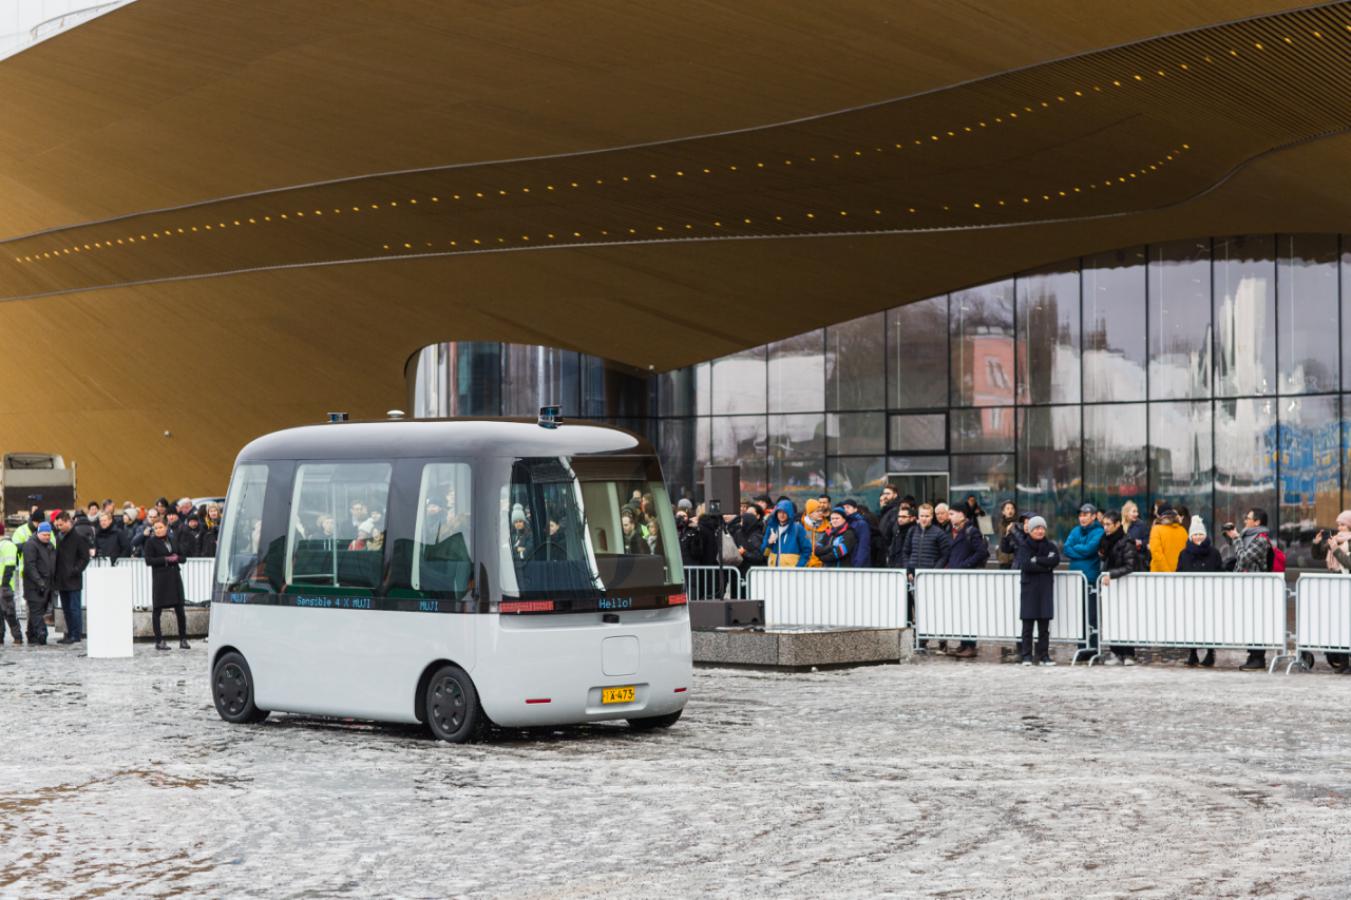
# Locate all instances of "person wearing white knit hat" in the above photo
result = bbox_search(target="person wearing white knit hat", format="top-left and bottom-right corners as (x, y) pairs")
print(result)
(1177, 515), (1223, 667)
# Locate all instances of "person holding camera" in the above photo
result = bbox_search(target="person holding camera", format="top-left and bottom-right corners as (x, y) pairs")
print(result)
(1310, 511), (1351, 673)
(1223, 509), (1274, 671)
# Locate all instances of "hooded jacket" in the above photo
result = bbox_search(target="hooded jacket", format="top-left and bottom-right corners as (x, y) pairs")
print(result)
(802, 502), (830, 568)
(760, 500), (811, 566)
(1149, 519), (1189, 572)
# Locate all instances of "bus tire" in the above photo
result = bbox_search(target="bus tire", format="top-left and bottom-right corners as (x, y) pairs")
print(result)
(627, 710), (682, 731)
(212, 651), (269, 725)
(425, 664), (483, 743)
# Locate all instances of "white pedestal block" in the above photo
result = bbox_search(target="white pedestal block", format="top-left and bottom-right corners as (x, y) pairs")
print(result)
(85, 566), (134, 658)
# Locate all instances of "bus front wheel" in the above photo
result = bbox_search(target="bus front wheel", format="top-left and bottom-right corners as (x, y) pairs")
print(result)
(627, 710), (682, 731)
(212, 652), (270, 725)
(425, 664), (483, 743)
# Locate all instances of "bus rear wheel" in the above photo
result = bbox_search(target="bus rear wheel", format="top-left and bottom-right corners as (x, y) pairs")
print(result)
(627, 710), (682, 731)
(425, 664), (483, 743)
(212, 652), (269, 724)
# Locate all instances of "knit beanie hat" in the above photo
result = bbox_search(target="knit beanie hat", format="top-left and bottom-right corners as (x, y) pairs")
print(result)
(510, 503), (527, 524)
(1189, 516), (1207, 538)
(804, 499), (820, 516)
(1025, 515), (1047, 532)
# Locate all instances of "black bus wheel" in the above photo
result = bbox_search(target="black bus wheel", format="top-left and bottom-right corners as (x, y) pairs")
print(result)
(425, 664), (483, 743)
(627, 710), (682, 731)
(212, 652), (270, 724)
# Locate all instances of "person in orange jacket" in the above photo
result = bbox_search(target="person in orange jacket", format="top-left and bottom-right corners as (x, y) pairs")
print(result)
(1148, 506), (1189, 572)
(801, 498), (830, 567)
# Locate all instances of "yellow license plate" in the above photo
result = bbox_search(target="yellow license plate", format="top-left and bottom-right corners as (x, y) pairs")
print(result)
(601, 686), (635, 705)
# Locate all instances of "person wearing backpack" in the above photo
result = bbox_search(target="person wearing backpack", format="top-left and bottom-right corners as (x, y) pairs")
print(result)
(1223, 508), (1275, 671)
(0, 524), (20, 645)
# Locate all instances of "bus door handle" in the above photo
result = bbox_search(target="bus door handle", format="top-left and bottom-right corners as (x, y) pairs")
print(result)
(602, 613), (620, 624)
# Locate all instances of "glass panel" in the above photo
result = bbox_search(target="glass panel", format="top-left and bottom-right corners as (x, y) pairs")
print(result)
(1279, 395), (1340, 567)
(1149, 239), (1211, 400)
(1149, 401), (1213, 522)
(580, 354), (607, 417)
(1214, 234), (1276, 398)
(1083, 404), (1148, 513)
(826, 311), (885, 410)
(1215, 398), (1277, 534)
(951, 279), (1015, 407)
(827, 457), (886, 512)
(711, 346), (767, 414)
(409, 463), (473, 597)
(1016, 266), (1081, 404)
(950, 454), (1015, 524)
(827, 412), (886, 456)
(656, 368), (696, 416)
(768, 414), (826, 506)
(694, 363), (712, 416)
(1083, 247), (1147, 402)
(889, 414), (946, 452)
(711, 415), (768, 497)
(1277, 234), (1339, 395)
(286, 463), (392, 589)
(949, 407), (1015, 453)
(1016, 405), (1082, 539)
(694, 418), (712, 503)
(217, 464), (268, 588)
(501, 345), (581, 417)
(768, 329), (825, 413)
(1345, 239), (1351, 390)
(656, 419), (697, 506)
(887, 296), (948, 409)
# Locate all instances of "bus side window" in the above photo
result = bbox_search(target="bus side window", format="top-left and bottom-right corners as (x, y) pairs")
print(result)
(405, 462), (473, 596)
(217, 463), (269, 591)
(285, 462), (392, 589)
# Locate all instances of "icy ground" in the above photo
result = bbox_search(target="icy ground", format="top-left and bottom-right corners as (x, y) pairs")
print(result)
(1, 644), (1350, 898)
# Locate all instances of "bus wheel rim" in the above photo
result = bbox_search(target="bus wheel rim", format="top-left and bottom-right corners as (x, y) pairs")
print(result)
(432, 676), (464, 731)
(217, 663), (247, 715)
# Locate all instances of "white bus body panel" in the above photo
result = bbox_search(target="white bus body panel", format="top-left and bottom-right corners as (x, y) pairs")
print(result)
(210, 602), (477, 724)
(473, 606), (692, 728)
(209, 603), (691, 728)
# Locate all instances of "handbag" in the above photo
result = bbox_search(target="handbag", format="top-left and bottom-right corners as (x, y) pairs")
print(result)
(719, 530), (741, 566)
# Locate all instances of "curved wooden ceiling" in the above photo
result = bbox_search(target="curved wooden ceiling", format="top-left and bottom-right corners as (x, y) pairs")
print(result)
(0, 0), (1347, 496)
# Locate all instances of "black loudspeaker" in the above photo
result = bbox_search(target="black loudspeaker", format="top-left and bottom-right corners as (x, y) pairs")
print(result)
(704, 465), (740, 512)
(689, 599), (765, 630)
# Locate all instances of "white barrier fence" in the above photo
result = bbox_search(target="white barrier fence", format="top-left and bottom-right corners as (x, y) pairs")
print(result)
(683, 565), (746, 601)
(1094, 572), (1287, 664)
(1291, 574), (1351, 668)
(84, 557), (215, 610)
(913, 569), (1089, 652)
(748, 567), (908, 629)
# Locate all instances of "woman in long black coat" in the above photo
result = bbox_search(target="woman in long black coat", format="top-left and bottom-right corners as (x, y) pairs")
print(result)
(144, 520), (190, 650)
(1015, 515), (1060, 666)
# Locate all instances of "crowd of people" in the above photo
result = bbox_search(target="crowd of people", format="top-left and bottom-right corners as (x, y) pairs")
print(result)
(0, 496), (217, 652)
(675, 487), (1337, 672)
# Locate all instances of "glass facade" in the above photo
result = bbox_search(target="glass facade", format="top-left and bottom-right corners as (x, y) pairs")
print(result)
(409, 233), (1350, 566)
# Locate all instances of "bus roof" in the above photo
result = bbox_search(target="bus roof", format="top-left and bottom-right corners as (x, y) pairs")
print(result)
(235, 418), (654, 463)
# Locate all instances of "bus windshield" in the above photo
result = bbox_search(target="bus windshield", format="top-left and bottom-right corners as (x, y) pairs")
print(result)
(503, 456), (683, 599)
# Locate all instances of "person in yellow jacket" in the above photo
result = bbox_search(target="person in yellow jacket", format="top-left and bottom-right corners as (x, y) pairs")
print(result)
(802, 499), (830, 567)
(1148, 506), (1189, 572)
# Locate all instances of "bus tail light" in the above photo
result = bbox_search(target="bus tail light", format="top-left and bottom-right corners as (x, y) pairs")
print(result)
(667, 593), (688, 606)
(674, 687), (687, 693)
(501, 599), (555, 613)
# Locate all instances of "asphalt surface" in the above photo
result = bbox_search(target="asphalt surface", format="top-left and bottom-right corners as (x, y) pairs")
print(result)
(1, 641), (1349, 898)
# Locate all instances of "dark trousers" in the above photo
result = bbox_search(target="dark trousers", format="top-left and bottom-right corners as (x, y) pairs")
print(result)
(1020, 618), (1050, 661)
(0, 589), (20, 643)
(59, 589), (83, 641)
(152, 604), (188, 641)
(24, 589), (49, 643)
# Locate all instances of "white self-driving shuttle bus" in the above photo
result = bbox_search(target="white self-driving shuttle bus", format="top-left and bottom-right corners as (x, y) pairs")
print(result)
(208, 415), (692, 742)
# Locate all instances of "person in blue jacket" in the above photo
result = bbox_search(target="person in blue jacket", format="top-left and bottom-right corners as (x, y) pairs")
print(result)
(1063, 502), (1105, 656)
(840, 499), (872, 569)
(760, 499), (811, 567)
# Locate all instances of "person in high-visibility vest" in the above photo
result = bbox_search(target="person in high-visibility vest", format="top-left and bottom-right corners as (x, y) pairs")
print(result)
(10, 506), (40, 584)
(0, 523), (19, 645)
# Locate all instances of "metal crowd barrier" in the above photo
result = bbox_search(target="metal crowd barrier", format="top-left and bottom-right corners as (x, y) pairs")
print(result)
(747, 567), (908, 629)
(82, 557), (216, 611)
(683, 565), (746, 601)
(912, 569), (1090, 657)
(1283, 574), (1351, 674)
(1093, 572), (1287, 668)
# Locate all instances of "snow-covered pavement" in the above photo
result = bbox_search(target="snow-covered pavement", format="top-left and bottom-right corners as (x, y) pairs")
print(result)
(1, 644), (1349, 897)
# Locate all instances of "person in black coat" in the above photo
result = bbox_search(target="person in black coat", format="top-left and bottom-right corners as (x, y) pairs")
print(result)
(876, 486), (901, 568)
(945, 506), (989, 658)
(1176, 516), (1223, 667)
(732, 509), (766, 573)
(176, 513), (207, 558)
(22, 524), (57, 645)
(144, 519), (190, 650)
(1015, 516), (1060, 666)
(1098, 511), (1140, 665)
(887, 504), (916, 567)
(93, 512), (129, 563)
(900, 504), (953, 576)
(53, 512), (92, 644)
